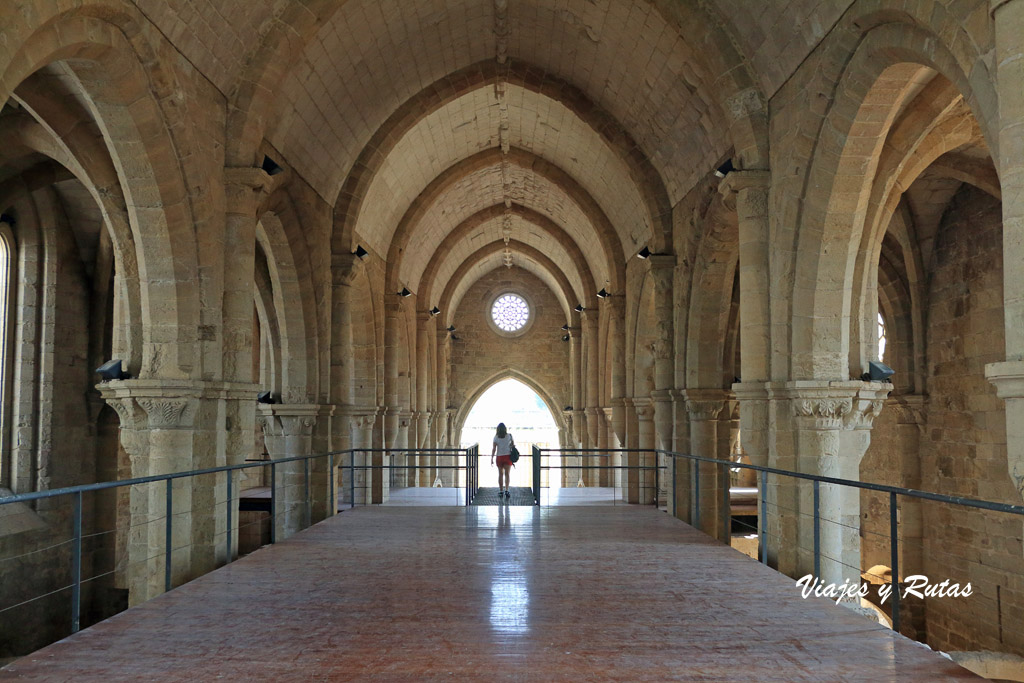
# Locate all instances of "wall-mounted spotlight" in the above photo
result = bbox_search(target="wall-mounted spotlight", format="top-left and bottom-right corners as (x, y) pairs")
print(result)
(429, 306), (440, 316)
(561, 334), (570, 342)
(637, 246), (651, 259)
(564, 405), (573, 411)
(261, 155), (285, 176)
(447, 325), (456, 332)
(353, 244), (368, 260)
(95, 359), (127, 381)
(398, 287), (412, 297)
(574, 304), (584, 313)
(714, 159), (734, 178)
(0, 213), (15, 227)
(257, 391), (276, 404)
(596, 288), (610, 298)
(560, 323), (570, 331)
(861, 360), (894, 382)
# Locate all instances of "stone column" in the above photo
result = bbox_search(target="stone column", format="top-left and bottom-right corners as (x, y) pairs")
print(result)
(988, 0), (1024, 504)
(783, 382), (890, 584)
(258, 404), (318, 540)
(649, 255), (676, 504)
(890, 396), (927, 575)
(607, 297), (627, 453)
(622, 398), (640, 502)
(330, 253), (363, 498)
(383, 299), (405, 451)
(686, 390), (727, 540)
(99, 380), (258, 604)
(634, 399), (655, 504)
(581, 311), (600, 486)
(569, 327), (584, 448)
(670, 389), (692, 521)
(347, 410), (376, 505)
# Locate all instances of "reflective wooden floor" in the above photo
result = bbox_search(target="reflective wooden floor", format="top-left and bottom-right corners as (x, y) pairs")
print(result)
(1, 506), (977, 681)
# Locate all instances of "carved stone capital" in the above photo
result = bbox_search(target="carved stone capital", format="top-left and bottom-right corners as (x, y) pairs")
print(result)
(717, 169), (770, 197)
(224, 166), (273, 215)
(257, 404), (322, 438)
(633, 398), (655, 421)
(136, 397), (197, 429)
(332, 253), (365, 286)
(783, 381), (891, 431)
(887, 395), (927, 426)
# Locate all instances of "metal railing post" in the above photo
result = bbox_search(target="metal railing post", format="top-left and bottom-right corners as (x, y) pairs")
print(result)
(328, 453), (335, 516)
(350, 453), (356, 508)
(71, 491), (82, 633)
(890, 491), (900, 634)
(760, 470), (768, 565)
(693, 459), (701, 530)
(813, 480), (821, 579)
(270, 463), (277, 544)
(721, 460), (730, 541)
(671, 455), (677, 518)
(653, 452), (659, 506)
(226, 470), (233, 562)
(304, 457), (311, 529)
(165, 479), (173, 590)
(532, 445), (541, 505)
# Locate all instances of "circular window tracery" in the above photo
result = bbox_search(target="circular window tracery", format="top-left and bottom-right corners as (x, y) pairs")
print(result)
(491, 293), (530, 332)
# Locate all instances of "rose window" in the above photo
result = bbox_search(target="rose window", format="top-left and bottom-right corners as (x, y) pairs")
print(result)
(491, 294), (530, 332)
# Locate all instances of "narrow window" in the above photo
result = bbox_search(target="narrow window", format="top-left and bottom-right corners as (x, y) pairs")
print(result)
(877, 312), (887, 362)
(0, 224), (11, 487)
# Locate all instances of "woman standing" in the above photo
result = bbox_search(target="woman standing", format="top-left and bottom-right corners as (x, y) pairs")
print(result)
(490, 422), (515, 498)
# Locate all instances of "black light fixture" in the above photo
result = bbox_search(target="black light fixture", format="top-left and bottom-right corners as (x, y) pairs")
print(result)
(574, 304), (584, 312)
(429, 306), (440, 316)
(862, 360), (895, 382)
(564, 405), (573, 411)
(398, 287), (411, 297)
(714, 159), (735, 178)
(95, 359), (126, 381)
(596, 288), (609, 298)
(447, 325), (456, 332)
(257, 391), (276, 404)
(560, 323), (569, 330)
(637, 246), (651, 259)
(353, 244), (368, 260)
(561, 334), (570, 342)
(0, 213), (14, 227)
(261, 155), (284, 176)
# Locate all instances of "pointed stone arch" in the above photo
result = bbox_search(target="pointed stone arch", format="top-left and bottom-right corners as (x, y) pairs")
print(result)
(453, 369), (567, 441)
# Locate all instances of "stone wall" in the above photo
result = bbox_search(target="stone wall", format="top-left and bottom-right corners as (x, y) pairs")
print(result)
(448, 268), (569, 431)
(920, 186), (1021, 655)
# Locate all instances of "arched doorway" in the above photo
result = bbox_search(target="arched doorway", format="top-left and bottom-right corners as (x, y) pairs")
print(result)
(459, 378), (561, 489)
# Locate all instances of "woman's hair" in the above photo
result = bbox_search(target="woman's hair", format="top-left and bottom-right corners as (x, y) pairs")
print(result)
(496, 422), (507, 438)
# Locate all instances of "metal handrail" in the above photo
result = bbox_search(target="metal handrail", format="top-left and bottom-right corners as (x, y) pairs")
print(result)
(0, 446), (477, 635)
(540, 446), (1024, 635)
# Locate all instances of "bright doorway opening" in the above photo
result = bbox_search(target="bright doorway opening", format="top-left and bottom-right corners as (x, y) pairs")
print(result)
(460, 378), (561, 489)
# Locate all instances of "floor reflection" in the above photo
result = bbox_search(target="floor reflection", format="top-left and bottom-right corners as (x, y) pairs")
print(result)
(476, 505), (532, 636)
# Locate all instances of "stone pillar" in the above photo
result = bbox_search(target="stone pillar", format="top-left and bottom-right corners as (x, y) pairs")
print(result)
(669, 390), (691, 521)
(783, 382), (890, 584)
(383, 299), (405, 451)
(347, 410), (376, 505)
(890, 396), (927, 575)
(330, 254), (363, 498)
(622, 398), (640, 502)
(258, 404), (319, 540)
(99, 380), (258, 604)
(635, 399), (655, 504)
(602, 407), (617, 489)
(685, 391), (727, 539)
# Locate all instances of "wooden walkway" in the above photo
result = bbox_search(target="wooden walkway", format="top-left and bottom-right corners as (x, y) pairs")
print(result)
(1, 506), (976, 681)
